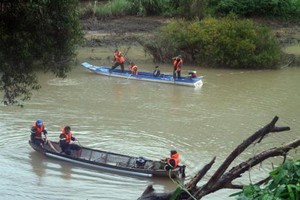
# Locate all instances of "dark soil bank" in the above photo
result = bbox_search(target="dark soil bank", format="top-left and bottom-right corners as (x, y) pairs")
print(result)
(81, 16), (300, 47)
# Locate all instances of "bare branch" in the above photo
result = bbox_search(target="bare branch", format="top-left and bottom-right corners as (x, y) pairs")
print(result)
(137, 116), (298, 200)
(186, 157), (216, 191)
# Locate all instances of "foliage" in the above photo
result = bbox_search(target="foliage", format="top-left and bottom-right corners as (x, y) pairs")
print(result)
(94, 0), (132, 19)
(214, 0), (300, 20)
(197, 17), (281, 69)
(80, 0), (300, 20)
(142, 17), (281, 69)
(81, 0), (208, 19)
(127, 0), (164, 16)
(0, 0), (83, 105)
(232, 159), (300, 200)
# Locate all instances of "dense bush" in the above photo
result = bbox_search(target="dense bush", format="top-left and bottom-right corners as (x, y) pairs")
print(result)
(142, 17), (281, 69)
(95, 0), (132, 19)
(214, 0), (300, 20)
(232, 159), (300, 200)
(80, 0), (300, 20)
(80, 0), (208, 19)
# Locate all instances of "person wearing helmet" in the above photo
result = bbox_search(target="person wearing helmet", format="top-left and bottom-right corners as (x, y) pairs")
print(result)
(59, 126), (81, 157)
(30, 118), (48, 146)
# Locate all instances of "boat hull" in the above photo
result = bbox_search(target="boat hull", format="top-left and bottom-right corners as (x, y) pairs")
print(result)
(29, 140), (184, 178)
(81, 62), (203, 88)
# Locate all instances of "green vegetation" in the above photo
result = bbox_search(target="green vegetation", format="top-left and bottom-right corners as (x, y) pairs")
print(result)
(0, 1), (83, 105)
(80, 0), (295, 69)
(212, 0), (300, 21)
(80, 0), (208, 19)
(95, 0), (131, 19)
(142, 17), (281, 69)
(232, 159), (300, 200)
(81, 0), (300, 20)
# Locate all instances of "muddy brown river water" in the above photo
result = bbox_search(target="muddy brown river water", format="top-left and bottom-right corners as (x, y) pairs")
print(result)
(0, 47), (299, 200)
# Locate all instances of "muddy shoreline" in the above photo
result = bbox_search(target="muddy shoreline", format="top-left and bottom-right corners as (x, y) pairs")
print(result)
(81, 16), (300, 47)
(81, 16), (300, 66)
(81, 16), (169, 47)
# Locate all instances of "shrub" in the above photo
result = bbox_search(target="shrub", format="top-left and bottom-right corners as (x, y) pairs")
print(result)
(143, 17), (281, 69)
(197, 17), (281, 69)
(215, 0), (300, 21)
(94, 0), (132, 19)
(232, 159), (300, 200)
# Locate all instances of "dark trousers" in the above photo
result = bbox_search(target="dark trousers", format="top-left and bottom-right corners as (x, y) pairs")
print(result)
(32, 138), (45, 146)
(61, 144), (81, 155)
(173, 69), (181, 79)
(111, 62), (124, 72)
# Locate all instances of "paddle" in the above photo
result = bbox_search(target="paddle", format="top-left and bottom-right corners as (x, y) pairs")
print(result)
(47, 140), (60, 153)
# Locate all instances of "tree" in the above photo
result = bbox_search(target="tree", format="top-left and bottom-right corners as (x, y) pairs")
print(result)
(138, 116), (300, 200)
(0, 0), (83, 105)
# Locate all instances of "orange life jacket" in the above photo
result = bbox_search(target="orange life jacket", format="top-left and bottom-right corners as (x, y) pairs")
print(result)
(130, 64), (138, 75)
(32, 122), (45, 139)
(167, 152), (180, 168)
(114, 51), (125, 63)
(173, 58), (183, 71)
(61, 128), (73, 143)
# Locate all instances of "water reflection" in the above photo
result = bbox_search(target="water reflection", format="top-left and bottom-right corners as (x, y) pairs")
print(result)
(29, 148), (180, 192)
(59, 162), (73, 180)
(29, 152), (46, 186)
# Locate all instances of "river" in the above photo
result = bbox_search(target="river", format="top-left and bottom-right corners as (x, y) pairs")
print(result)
(0, 47), (299, 200)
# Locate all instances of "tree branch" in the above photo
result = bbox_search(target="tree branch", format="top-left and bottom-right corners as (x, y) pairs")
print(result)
(137, 116), (298, 200)
(186, 157), (216, 191)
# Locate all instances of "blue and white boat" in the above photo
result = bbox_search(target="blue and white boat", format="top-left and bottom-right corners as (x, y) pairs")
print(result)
(81, 62), (203, 88)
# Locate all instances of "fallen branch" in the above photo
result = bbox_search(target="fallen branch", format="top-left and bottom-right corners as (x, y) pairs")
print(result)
(138, 116), (299, 200)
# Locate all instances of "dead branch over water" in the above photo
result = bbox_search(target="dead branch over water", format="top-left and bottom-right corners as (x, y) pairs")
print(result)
(138, 116), (299, 200)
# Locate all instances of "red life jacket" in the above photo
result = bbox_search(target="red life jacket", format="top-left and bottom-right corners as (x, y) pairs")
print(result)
(130, 64), (138, 75)
(61, 128), (72, 143)
(33, 122), (45, 139)
(114, 51), (125, 63)
(167, 152), (180, 168)
(173, 58), (183, 71)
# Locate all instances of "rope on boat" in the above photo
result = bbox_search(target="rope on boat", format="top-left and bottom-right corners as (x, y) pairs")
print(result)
(168, 170), (197, 200)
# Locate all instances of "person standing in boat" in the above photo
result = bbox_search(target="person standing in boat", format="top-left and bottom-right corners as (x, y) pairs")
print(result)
(153, 65), (160, 77)
(30, 118), (48, 146)
(172, 55), (183, 79)
(129, 62), (138, 75)
(111, 49), (125, 73)
(59, 126), (81, 157)
(162, 150), (180, 170)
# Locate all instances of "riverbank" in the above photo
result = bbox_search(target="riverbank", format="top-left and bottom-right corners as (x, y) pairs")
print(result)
(81, 16), (300, 46)
(80, 16), (300, 66)
(81, 16), (168, 47)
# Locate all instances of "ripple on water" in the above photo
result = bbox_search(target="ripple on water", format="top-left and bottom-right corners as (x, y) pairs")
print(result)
(47, 78), (81, 86)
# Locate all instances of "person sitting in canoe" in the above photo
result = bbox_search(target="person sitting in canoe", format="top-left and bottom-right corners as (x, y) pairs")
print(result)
(30, 118), (48, 147)
(111, 49), (125, 73)
(153, 65), (160, 77)
(59, 126), (82, 157)
(129, 62), (138, 75)
(161, 150), (180, 170)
